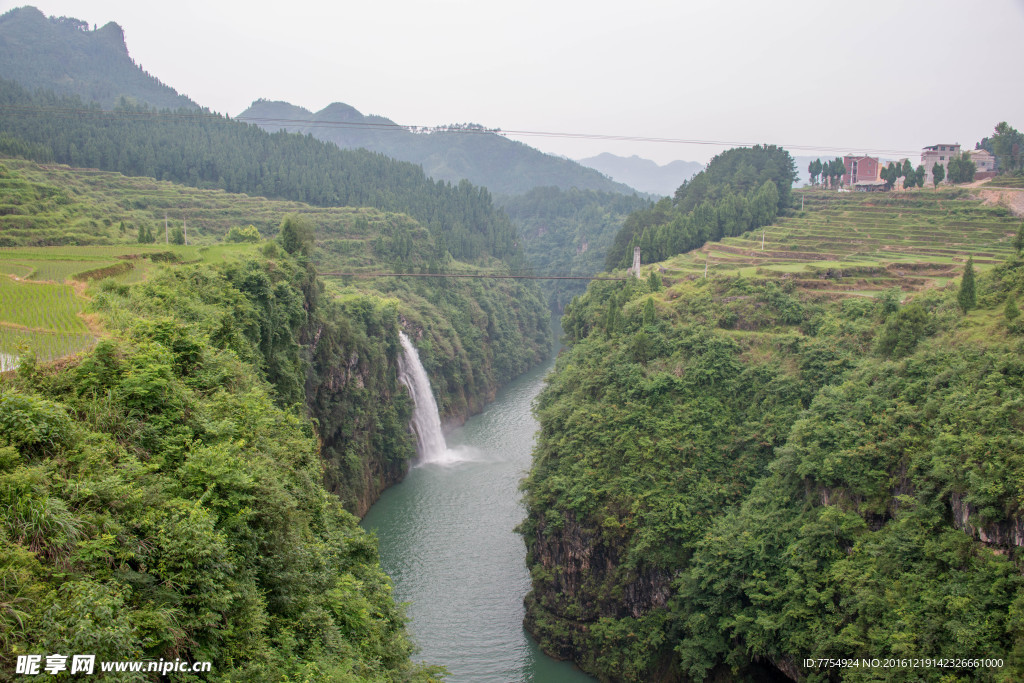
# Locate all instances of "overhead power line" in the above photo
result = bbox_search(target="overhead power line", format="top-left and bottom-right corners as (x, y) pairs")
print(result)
(0, 103), (943, 158)
(317, 271), (628, 281)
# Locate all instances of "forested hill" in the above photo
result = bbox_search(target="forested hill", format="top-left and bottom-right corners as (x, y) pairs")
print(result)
(522, 249), (1024, 681)
(0, 79), (521, 265)
(498, 187), (651, 309)
(0, 6), (198, 111)
(239, 99), (637, 196)
(605, 145), (797, 269)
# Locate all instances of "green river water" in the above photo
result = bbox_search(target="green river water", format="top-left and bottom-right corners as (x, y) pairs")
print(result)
(361, 324), (594, 682)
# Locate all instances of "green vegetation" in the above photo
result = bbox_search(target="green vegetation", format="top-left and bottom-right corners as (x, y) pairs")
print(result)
(605, 145), (796, 269)
(0, 147), (556, 677)
(522, 254), (1024, 681)
(948, 152), (977, 184)
(657, 188), (1019, 293)
(807, 157), (846, 189)
(0, 79), (521, 265)
(0, 241), (456, 680)
(498, 187), (651, 307)
(0, 158), (551, 512)
(882, 160), (924, 190)
(979, 121), (1024, 174)
(958, 256), (976, 312)
(523, 152), (1024, 679)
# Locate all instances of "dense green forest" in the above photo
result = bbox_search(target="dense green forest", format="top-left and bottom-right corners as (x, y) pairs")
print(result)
(497, 187), (651, 308)
(520, 251), (1024, 680)
(0, 79), (521, 265)
(605, 145), (797, 269)
(0, 244), (452, 681)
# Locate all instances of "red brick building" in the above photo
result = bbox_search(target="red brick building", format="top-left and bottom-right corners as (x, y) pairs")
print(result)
(842, 155), (881, 186)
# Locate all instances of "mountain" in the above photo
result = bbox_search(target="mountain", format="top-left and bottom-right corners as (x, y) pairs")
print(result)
(238, 99), (637, 196)
(576, 152), (704, 196)
(0, 6), (198, 110)
(0, 78), (525, 266)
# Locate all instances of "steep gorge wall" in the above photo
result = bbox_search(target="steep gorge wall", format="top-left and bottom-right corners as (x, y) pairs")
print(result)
(304, 274), (550, 516)
(521, 264), (1024, 681)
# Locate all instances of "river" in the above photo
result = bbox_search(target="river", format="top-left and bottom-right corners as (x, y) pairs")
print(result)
(361, 321), (593, 682)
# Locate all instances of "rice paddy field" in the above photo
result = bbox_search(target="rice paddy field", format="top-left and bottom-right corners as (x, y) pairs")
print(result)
(656, 188), (1023, 297)
(0, 268), (93, 367)
(0, 242), (268, 370)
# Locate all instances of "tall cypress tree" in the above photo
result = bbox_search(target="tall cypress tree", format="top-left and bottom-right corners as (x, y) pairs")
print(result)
(958, 256), (976, 313)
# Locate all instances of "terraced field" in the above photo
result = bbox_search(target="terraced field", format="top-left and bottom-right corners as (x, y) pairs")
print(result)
(0, 157), (401, 250)
(0, 155), (430, 371)
(0, 272), (93, 367)
(657, 188), (1022, 296)
(0, 243), (262, 371)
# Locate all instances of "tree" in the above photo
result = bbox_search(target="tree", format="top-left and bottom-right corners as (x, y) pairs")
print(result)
(1015, 221), (1024, 255)
(1005, 293), (1019, 323)
(881, 162), (899, 191)
(808, 159), (822, 186)
(170, 227), (185, 245)
(279, 215), (315, 256)
(901, 159), (914, 187)
(643, 297), (656, 326)
(832, 158), (847, 188)
(914, 165), (926, 188)
(947, 152), (976, 184)
(227, 225), (262, 243)
(958, 256), (976, 313)
(932, 162), (945, 187)
(986, 121), (1024, 173)
(648, 271), (662, 292)
(875, 302), (929, 357)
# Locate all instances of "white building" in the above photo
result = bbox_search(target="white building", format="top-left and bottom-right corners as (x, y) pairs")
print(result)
(968, 148), (996, 175)
(921, 143), (960, 185)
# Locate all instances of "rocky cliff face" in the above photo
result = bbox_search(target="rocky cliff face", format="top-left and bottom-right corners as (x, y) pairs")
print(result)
(951, 492), (1024, 551)
(523, 513), (675, 676)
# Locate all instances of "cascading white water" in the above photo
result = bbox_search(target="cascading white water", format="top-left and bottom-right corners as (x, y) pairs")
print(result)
(397, 331), (450, 464)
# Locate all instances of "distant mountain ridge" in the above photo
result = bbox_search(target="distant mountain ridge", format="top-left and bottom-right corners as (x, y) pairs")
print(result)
(239, 99), (637, 196)
(577, 153), (704, 196)
(0, 6), (198, 110)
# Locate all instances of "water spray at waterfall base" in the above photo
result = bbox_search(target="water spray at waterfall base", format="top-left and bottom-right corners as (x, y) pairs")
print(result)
(397, 332), (476, 466)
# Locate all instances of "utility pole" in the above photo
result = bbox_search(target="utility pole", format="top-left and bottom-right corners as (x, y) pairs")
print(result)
(762, 229), (765, 251)
(165, 214), (168, 244)
(183, 218), (187, 246)
(704, 256), (709, 279)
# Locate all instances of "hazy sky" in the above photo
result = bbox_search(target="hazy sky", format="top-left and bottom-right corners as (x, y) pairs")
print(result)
(5, 0), (1023, 164)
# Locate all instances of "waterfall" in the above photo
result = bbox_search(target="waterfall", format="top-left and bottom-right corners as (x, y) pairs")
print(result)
(397, 332), (450, 464)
